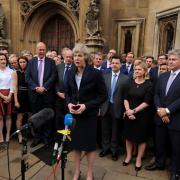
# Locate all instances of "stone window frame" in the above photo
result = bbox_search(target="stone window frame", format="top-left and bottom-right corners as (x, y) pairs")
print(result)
(115, 18), (145, 58)
(153, 6), (180, 58)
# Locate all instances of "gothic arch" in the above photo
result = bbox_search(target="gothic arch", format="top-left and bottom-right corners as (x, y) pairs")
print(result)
(21, 1), (79, 52)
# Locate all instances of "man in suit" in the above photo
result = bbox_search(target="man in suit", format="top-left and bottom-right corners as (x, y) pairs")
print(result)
(100, 56), (129, 161)
(145, 49), (180, 180)
(149, 54), (168, 83)
(55, 48), (73, 131)
(101, 49), (116, 73)
(146, 56), (154, 75)
(120, 52), (134, 77)
(26, 42), (56, 147)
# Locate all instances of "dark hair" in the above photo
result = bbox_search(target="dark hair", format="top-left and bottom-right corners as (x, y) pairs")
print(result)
(112, 55), (121, 62)
(158, 54), (168, 59)
(0, 52), (8, 66)
(160, 63), (168, 66)
(17, 56), (28, 70)
(146, 56), (154, 60)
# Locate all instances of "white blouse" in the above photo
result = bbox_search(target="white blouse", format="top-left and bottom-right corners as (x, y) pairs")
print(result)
(75, 74), (82, 90)
(0, 67), (14, 92)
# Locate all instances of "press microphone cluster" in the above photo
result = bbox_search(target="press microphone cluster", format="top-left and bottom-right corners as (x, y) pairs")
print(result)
(53, 113), (73, 162)
(11, 108), (55, 137)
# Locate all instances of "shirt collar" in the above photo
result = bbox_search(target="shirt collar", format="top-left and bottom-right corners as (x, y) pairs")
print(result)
(38, 57), (45, 61)
(112, 70), (120, 77)
(171, 69), (180, 76)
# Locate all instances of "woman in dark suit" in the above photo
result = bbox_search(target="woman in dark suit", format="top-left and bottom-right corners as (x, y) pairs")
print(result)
(65, 43), (107, 180)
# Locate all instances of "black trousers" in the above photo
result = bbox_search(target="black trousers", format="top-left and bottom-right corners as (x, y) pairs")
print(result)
(101, 103), (122, 154)
(155, 125), (180, 175)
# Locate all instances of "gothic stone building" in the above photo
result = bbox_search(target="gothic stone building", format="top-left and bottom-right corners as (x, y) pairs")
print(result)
(0, 0), (180, 58)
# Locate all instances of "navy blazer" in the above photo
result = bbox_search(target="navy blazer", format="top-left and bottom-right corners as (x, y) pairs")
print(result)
(149, 67), (159, 84)
(154, 71), (180, 130)
(120, 64), (134, 77)
(65, 65), (108, 117)
(101, 61), (111, 73)
(26, 57), (56, 103)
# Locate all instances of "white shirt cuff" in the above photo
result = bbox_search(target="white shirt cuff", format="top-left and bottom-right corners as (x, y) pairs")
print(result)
(165, 108), (170, 114)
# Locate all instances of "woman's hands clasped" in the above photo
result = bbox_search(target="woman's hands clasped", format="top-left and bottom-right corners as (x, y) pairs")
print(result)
(68, 103), (86, 114)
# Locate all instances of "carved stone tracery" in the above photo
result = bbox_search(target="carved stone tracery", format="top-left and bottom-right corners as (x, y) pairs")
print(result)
(18, 0), (80, 22)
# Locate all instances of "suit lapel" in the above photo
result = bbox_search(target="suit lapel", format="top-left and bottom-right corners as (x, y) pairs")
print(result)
(79, 66), (89, 90)
(43, 57), (48, 82)
(107, 72), (112, 96)
(34, 58), (38, 82)
(166, 72), (180, 96)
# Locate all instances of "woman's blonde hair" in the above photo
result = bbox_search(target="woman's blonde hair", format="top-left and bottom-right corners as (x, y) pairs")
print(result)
(133, 61), (149, 79)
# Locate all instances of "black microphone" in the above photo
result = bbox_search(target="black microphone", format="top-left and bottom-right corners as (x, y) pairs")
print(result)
(56, 113), (73, 161)
(11, 108), (54, 137)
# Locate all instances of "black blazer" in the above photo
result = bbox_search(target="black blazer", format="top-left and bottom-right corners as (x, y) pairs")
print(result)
(65, 65), (108, 117)
(25, 57), (56, 104)
(154, 71), (180, 130)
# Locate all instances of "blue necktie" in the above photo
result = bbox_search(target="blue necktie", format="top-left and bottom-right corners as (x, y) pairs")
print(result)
(166, 72), (176, 95)
(110, 73), (117, 103)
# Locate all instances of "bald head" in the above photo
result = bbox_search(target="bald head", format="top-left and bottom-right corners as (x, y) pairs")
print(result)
(36, 42), (46, 58)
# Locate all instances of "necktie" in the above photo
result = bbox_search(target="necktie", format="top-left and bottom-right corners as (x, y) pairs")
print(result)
(166, 72), (176, 95)
(110, 73), (117, 103)
(127, 64), (130, 74)
(38, 59), (43, 86)
(64, 65), (69, 83)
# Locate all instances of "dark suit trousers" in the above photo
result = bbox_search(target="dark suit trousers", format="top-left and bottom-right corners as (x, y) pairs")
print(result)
(101, 103), (121, 153)
(155, 125), (180, 175)
(31, 94), (54, 142)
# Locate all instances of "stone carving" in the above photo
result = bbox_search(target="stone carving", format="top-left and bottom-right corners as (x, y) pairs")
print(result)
(0, 3), (8, 49)
(0, 4), (5, 39)
(19, 0), (37, 21)
(67, 0), (79, 18)
(18, 0), (80, 21)
(85, 0), (100, 37)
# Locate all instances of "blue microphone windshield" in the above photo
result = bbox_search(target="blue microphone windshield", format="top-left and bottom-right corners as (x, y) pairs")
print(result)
(64, 114), (73, 126)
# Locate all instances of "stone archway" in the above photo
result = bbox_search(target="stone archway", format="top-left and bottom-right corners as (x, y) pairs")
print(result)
(21, 1), (79, 54)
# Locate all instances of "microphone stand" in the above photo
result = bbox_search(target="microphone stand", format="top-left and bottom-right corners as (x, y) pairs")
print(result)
(56, 133), (69, 180)
(20, 127), (29, 180)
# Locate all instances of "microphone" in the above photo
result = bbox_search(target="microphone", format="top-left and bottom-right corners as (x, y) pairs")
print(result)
(11, 108), (55, 137)
(56, 113), (73, 161)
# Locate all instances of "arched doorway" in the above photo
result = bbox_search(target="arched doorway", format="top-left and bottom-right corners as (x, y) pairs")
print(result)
(41, 14), (75, 53)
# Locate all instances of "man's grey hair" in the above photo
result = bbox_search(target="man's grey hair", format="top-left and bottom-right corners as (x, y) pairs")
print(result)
(168, 49), (180, 59)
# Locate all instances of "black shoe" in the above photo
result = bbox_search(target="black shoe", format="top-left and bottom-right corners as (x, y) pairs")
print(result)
(170, 174), (180, 180)
(145, 163), (165, 171)
(135, 165), (142, 171)
(112, 152), (118, 161)
(99, 150), (110, 157)
(122, 160), (131, 166)
(30, 139), (41, 148)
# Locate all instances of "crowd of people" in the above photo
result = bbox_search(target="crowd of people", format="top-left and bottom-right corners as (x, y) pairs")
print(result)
(0, 42), (180, 180)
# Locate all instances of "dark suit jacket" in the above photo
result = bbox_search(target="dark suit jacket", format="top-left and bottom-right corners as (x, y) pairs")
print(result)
(149, 66), (159, 84)
(56, 63), (74, 93)
(65, 65), (108, 117)
(154, 71), (180, 130)
(120, 64), (134, 77)
(101, 71), (129, 119)
(25, 57), (56, 105)
(101, 60), (111, 73)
